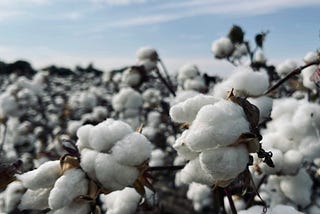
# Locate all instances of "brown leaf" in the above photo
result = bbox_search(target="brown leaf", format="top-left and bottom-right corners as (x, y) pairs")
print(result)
(233, 132), (260, 153)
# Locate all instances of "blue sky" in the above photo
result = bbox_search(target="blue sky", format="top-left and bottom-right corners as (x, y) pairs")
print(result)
(0, 0), (319, 76)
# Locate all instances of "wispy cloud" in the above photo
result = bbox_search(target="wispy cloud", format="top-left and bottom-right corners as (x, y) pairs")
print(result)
(90, 0), (153, 6)
(107, 0), (320, 27)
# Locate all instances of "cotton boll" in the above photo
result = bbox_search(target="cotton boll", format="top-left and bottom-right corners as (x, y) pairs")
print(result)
(276, 59), (298, 76)
(111, 132), (153, 166)
(104, 187), (141, 214)
(173, 130), (199, 160)
(199, 145), (249, 181)
(180, 157), (216, 185)
(149, 149), (166, 167)
(17, 160), (61, 190)
(121, 68), (142, 87)
(138, 59), (157, 71)
(76, 124), (94, 150)
(136, 47), (158, 61)
(270, 98), (300, 120)
(304, 51), (318, 63)
(5, 181), (25, 213)
(280, 168), (312, 208)
(88, 119), (133, 152)
(80, 148), (98, 179)
(49, 168), (88, 210)
(187, 182), (212, 212)
(112, 88), (143, 112)
(142, 89), (161, 108)
(67, 120), (82, 137)
(186, 101), (249, 150)
(301, 65), (317, 90)
(19, 188), (50, 210)
(238, 205), (266, 214)
(282, 150), (303, 174)
(261, 175), (287, 207)
(183, 78), (206, 91)
(169, 94), (218, 123)
(247, 96), (273, 122)
(211, 37), (234, 59)
(95, 153), (139, 190)
(307, 205), (320, 214)
(259, 149), (283, 174)
(177, 64), (199, 83)
(49, 202), (91, 214)
(271, 204), (303, 214)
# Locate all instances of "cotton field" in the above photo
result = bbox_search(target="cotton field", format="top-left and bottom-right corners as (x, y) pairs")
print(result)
(0, 25), (320, 214)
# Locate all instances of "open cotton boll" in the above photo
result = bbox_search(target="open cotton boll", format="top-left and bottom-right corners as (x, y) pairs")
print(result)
(282, 150), (303, 174)
(200, 145), (249, 181)
(121, 68), (142, 87)
(0, 93), (19, 117)
(112, 88), (143, 111)
(280, 168), (312, 208)
(19, 188), (50, 210)
(301, 65), (317, 90)
(111, 132), (153, 166)
(260, 175), (287, 207)
(238, 205), (266, 214)
(271, 205), (303, 214)
(184, 78), (206, 91)
(136, 47), (158, 61)
(17, 160), (61, 190)
(270, 98), (300, 120)
(138, 59), (157, 71)
(49, 168), (88, 210)
(304, 51), (318, 63)
(177, 64), (200, 84)
(276, 59), (298, 76)
(247, 96), (273, 122)
(88, 119), (133, 152)
(49, 202), (91, 214)
(299, 137), (320, 161)
(211, 37), (234, 59)
(149, 149), (166, 167)
(187, 182), (212, 212)
(259, 149), (283, 174)
(186, 101), (250, 151)
(180, 157), (216, 185)
(142, 89), (161, 108)
(5, 181), (25, 213)
(171, 90), (200, 106)
(173, 130), (199, 160)
(95, 153), (139, 191)
(104, 187), (141, 214)
(169, 94), (218, 123)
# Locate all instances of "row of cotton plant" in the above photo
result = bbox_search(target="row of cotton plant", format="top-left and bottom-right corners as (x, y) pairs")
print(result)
(0, 24), (320, 214)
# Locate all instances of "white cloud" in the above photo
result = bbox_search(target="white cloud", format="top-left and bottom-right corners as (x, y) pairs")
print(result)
(90, 0), (151, 6)
(108, 0), (320, 27)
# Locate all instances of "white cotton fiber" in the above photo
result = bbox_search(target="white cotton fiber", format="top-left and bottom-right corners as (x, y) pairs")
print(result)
(199, 145), (249, 181)
(5, 181), (25, 213)
(49, 168), (88, 210)
(211, 37), (234, 59)
(76, 124), (93, 150)
(301, 65), (317, 90)
(19, 188), (50, 210)
(88, 119), (133, 152)
(80, 148), (98, 179)
(276, 59), (298, 76)
(121, 68), (142, 87)
(171, 90), (200, 106)
(169, 94), (219, 123)
(112, 88), (143, 112)
(111, 132), (153, 166)
(185, 101), (249, 151)
(270, 98), (300, 120)
(95, 153), (139, 191)
(149, 149), (166, 167)
(177, 64), (199, 83)
(282, 150), (303, 174)
(173, 130), (199, 160)
(104, 187), (141, 214)
(299, 137), (320, 161)
(304, 51), (318, 63)
(187, 182), (212, 212)
(184, 78), (206, 91)
(247, 96), (273, 122)
(280, 169), (312, 208)
(17, 160), (61, 190)
(136, 47), (158, 61)
(180, 158), (215, 185)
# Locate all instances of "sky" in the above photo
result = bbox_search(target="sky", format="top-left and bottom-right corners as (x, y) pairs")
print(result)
(0, 0), (319, 76)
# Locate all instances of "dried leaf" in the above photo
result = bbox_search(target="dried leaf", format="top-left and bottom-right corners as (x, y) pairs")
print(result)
(133, 179), (145, 197)
(60, 155), (80, 173)
(234, 132), (260, 153)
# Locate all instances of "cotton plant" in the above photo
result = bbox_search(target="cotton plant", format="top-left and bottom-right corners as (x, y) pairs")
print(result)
(170, 91), (271, 188)
(187, 182), (213, 212)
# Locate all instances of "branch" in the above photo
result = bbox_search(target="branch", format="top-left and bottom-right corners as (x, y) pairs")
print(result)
(147, 165), (184, 171)
(158, 58), (175, 91)
(154, 67), (176, 97)
(224, 187), (237, 214)
(264, 59), (320, 95)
